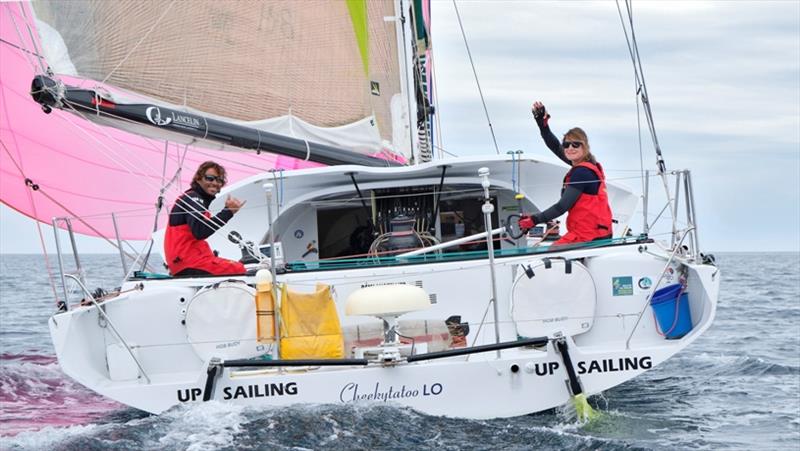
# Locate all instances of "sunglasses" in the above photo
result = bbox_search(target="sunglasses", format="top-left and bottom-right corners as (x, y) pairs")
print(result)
(203, 174), (225, 184)
(562, 141), (584, 149)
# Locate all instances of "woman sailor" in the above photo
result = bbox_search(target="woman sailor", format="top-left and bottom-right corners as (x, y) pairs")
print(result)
(519, 101), (613, 245)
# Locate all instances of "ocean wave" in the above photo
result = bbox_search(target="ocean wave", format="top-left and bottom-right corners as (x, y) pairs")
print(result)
(0, 402), (652, 451)
(0, 352), (124, 437)
(673, 352), (799, 377)
(0, 424), (101, 451)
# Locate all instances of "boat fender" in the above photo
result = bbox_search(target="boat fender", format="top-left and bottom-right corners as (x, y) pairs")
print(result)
(564, 259), (572, 274)
(543, 258), (552, 269)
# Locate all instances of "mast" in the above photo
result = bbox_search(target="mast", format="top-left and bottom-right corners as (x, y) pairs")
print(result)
(395, 0), (419, 164)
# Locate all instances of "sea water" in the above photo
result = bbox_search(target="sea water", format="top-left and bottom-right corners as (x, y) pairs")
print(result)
(1, 253), (798, 450)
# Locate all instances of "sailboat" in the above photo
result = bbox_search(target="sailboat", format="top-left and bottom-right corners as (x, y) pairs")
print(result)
(0, 1), (719, 419)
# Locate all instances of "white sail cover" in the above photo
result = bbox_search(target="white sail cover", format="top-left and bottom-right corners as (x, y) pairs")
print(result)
(30, 0), (409, 159)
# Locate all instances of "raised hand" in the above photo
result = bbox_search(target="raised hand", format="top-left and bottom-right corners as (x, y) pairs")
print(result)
(225, 195), (246, 214)
(531, 101), (550, 128)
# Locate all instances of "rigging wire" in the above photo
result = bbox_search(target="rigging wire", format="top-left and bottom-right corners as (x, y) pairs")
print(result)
(48, 95), (239, 237)
(19, 168), (668, 224)
(17, 2), (47, 75)
(433, 144), (458, 158)
(451, 0), (500, 155)
(1, 139), (147, 266)
(0, 140), (60, 302)
(615, 0), (675, 237)
(429, 54), (446, 158)
(55, 102), (182, 192)
(33, 103), (235, 246)
(3, 5), (62, 301)
(0, 37), (42, 58)
(615, 0), (667, 175)
(614, 1), (647, 216)
(4, 3), (40, 73)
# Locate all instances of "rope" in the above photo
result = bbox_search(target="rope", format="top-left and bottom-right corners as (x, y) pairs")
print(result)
(53, 102), (168, 183)
(0, 140), (60, 302)
(429, 52), (445, 158)
(615, 0), (667, 175)
(55, 102), (232, 233)
(52, 102), (235, 236)
(1, 12), (62, 291)
(4, 136), (154, 273)
(19, 7), (47, 74)
(615, 1), (646, 207)
(0, 37), (42, 58)
(452, 0), (500, 155)
(1, 4), (283, 273)
(4, 3), (40, 74)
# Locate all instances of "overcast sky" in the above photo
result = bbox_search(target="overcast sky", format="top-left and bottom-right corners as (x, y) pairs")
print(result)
(1, 0), (798, 253)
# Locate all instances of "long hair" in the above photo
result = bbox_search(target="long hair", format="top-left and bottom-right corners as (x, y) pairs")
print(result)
(563, 127), (596, 165)
(192, 161), (228, 185)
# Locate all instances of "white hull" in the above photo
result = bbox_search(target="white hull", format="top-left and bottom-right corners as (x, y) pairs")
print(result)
(48, 242), (719, 418)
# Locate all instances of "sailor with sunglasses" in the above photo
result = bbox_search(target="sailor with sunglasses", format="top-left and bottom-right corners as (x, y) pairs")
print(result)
(518, 101), (613, 245)
(164, 161), (247, 276)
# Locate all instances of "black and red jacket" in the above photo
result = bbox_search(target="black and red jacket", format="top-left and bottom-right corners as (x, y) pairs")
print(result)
(164, 182), (244, 276)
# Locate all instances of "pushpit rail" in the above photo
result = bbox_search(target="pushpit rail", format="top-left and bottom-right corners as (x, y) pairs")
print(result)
(625, 227), (695, 349)
(643, 169), (702, 260)
(63, 274), (151, 383)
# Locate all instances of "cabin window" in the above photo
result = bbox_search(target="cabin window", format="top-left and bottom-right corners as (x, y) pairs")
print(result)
(316, 207), (371, 259)
(437, 196), (498, 253)
(313, 185), (500, 260)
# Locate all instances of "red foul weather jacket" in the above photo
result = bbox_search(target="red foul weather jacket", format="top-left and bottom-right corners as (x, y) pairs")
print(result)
(164, 183), (245, 276)
(555, 161), (613, 245)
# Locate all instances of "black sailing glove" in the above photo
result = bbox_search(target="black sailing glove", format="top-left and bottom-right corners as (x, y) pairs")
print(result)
(532, 104), (550, 129)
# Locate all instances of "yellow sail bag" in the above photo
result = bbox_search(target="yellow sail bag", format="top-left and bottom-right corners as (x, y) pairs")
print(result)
(279, 284), (344, 359)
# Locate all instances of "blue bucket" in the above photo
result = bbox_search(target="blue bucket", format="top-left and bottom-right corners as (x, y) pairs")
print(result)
(650, 284), (693, 339)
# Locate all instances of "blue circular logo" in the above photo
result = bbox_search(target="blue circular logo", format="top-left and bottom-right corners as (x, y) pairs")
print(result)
(638, 277), (652, 289)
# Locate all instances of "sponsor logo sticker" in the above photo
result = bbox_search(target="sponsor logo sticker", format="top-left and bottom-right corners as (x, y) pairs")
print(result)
(612, 276), (634, 296)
